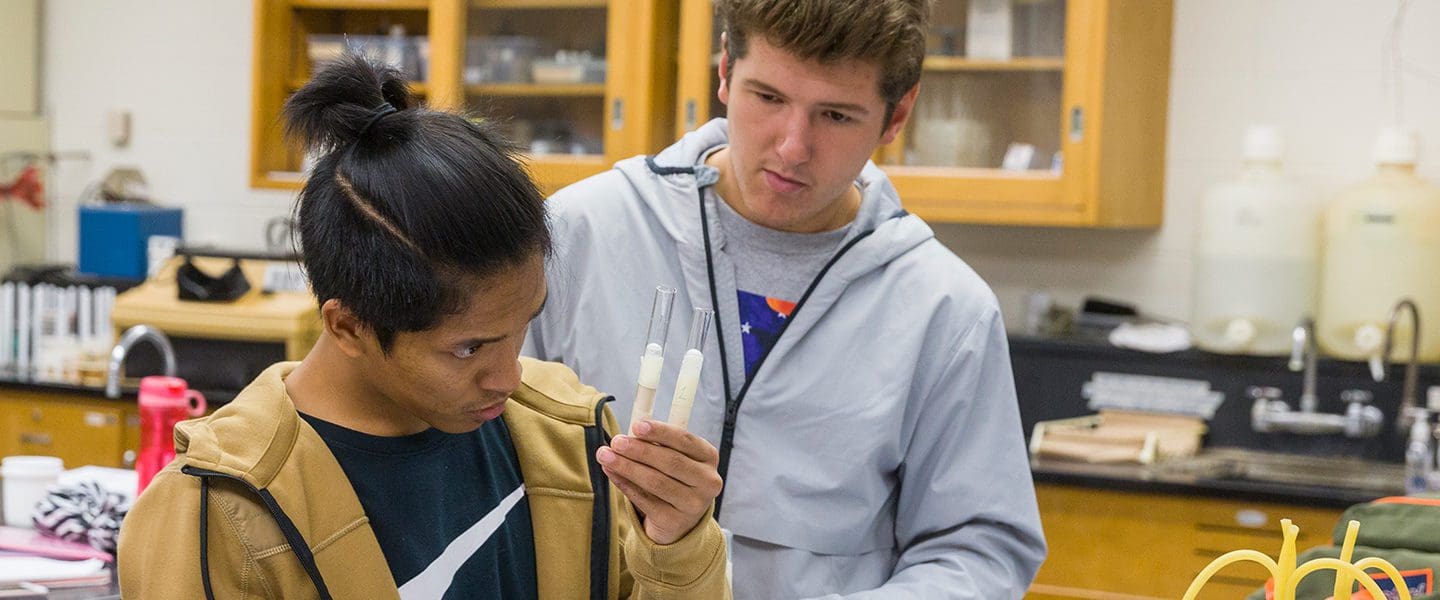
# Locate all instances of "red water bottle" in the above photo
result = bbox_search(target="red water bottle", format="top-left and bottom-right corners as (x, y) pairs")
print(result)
(136, 376), (206, 495)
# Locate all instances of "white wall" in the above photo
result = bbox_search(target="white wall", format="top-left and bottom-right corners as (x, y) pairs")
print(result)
(38, 1), (1440, 329)
(937, 0), (1440, 328)
(42, 0), (292, 261)
(1, 0), (47, 271)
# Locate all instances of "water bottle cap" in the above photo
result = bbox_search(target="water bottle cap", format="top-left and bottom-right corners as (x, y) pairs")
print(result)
(1242, 126), (1283, 162)
(1373, 127), (1419, 166)
(139, 375), (187, 396)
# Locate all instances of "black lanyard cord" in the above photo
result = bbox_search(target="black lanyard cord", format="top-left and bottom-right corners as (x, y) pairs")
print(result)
(699, 187), (889, 518)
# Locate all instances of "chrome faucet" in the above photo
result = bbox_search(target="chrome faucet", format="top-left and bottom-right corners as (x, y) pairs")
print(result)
(1374, 298), (1423, 433)
(106, 325), (177, 398)
(1290, 316), (1320, 413)
(1251, 315), (1384, 438)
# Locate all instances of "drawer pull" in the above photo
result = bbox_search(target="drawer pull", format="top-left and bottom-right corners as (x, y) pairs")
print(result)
(20, 432), (53, 446)
(1235, 509), (1267, 528)
(84, 412), (117, 428)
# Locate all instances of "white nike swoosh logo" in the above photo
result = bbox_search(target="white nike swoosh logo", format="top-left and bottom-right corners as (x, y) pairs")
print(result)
(398, 485), (527, 600)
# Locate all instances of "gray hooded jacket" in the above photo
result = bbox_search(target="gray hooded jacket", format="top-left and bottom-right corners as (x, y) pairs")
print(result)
(525, 119), (1046, 599)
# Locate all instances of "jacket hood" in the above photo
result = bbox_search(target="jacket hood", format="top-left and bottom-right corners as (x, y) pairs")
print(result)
(613, 118), (936, 281)
(173, 362), (301, 489)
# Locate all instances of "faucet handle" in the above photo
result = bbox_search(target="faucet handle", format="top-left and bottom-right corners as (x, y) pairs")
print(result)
(1341, 390), (1385, 438)
(1248, 386), (1283, 401)
(1341, 389), (1374, 405)
(1369, 353), (1387, 382)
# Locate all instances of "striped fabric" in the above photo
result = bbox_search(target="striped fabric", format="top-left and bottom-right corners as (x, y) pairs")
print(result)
(32, 481), (130, 553)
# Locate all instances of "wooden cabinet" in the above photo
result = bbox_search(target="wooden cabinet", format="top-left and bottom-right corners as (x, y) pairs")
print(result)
(0, 389), (139, 469)
(1030, 483), (1345, 600)
(675, 0), (1173, 227)
(251, 0), (677, 194)
(257, 0), (1171, 226)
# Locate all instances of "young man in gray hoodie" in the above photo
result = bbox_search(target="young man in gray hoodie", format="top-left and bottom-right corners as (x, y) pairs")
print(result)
(525, 0), (1047, 597)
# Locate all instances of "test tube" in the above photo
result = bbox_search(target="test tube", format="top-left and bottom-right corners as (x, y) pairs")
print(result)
(630, 286), (677, 434)
(667, 307), (714, 430)
(16, 283), (31, 378)
(0, 282), (14, 373)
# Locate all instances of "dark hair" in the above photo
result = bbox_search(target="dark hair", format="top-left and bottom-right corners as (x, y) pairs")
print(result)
(717, 0), (931, 126)
(283, 53), (550, 350)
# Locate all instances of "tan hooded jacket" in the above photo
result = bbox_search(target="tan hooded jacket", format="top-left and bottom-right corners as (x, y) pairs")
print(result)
(117, 358), (730, 599)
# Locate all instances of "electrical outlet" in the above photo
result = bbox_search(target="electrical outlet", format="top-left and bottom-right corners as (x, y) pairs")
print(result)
(107, 109), (131, 147)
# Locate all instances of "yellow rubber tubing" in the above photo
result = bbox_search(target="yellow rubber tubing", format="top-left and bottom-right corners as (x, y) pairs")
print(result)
(1180, 550), (1279, 600)
(1286, 559), (1391, 600)
(1352, 557), (1415, 600)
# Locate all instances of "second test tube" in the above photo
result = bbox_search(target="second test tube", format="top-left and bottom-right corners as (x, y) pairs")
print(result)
(667, 307), (714, 430)
(630, 286), (676, 434)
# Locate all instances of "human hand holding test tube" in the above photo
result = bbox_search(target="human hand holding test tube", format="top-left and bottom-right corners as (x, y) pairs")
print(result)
(600, 298), (722, 545)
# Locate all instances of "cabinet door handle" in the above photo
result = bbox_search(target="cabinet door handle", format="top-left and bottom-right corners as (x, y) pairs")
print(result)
(1069, 106), (1084, 142)
(611, 98), (625, 131)
(20, 432), (53, 446)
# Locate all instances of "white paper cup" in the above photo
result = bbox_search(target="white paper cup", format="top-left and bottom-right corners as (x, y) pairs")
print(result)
(2, 456), (64, 528)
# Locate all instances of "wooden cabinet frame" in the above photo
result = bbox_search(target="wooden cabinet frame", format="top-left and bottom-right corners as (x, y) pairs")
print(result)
(256, 0), (1170, 226)
(674, 0), (1173, 227)
(252, 0), (678, 195)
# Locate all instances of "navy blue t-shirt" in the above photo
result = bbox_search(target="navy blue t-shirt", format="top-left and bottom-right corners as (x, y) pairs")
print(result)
(300, 413), (537, 599)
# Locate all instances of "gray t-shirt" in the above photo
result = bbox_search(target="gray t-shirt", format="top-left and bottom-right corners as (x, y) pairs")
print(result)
(708, 188), (851, 380)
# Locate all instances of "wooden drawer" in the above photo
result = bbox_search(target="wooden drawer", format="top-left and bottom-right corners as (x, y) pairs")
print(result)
(1031, 482), (1344, 600)
(0, 390), (136, 468)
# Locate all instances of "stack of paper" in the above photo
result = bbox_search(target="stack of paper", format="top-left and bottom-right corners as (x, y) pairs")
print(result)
(0, 526), (112, 592)
(0, 555), (109, 589)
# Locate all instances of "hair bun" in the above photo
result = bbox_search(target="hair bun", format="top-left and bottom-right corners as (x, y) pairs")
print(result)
(282, 52), (413, 153)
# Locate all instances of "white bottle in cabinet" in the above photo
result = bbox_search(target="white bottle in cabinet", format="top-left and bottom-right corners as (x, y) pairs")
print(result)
(1191, 126), (1319, 355)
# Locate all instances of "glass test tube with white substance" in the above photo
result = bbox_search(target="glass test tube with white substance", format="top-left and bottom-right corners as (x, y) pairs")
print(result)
(667, 307), (713, 430)
(629, 285), (677, 434)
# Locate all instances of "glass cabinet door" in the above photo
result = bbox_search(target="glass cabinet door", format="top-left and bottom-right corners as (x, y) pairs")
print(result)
(255, 0), (676, 194)
(679, 0), (1067, 171)
(675, 0), (1087, 217)
(460, 0), (611, 159)
(252, 1), (434, 186)
(886, 0), (1067, 173)
(880, 0), (1067, 174)
(438, 0), (674, 192)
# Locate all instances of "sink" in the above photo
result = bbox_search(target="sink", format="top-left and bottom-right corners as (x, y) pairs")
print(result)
(1158, 448), (1405, 496)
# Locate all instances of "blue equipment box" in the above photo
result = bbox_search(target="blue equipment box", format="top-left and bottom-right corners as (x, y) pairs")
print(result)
(78, 204), (183, 279)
